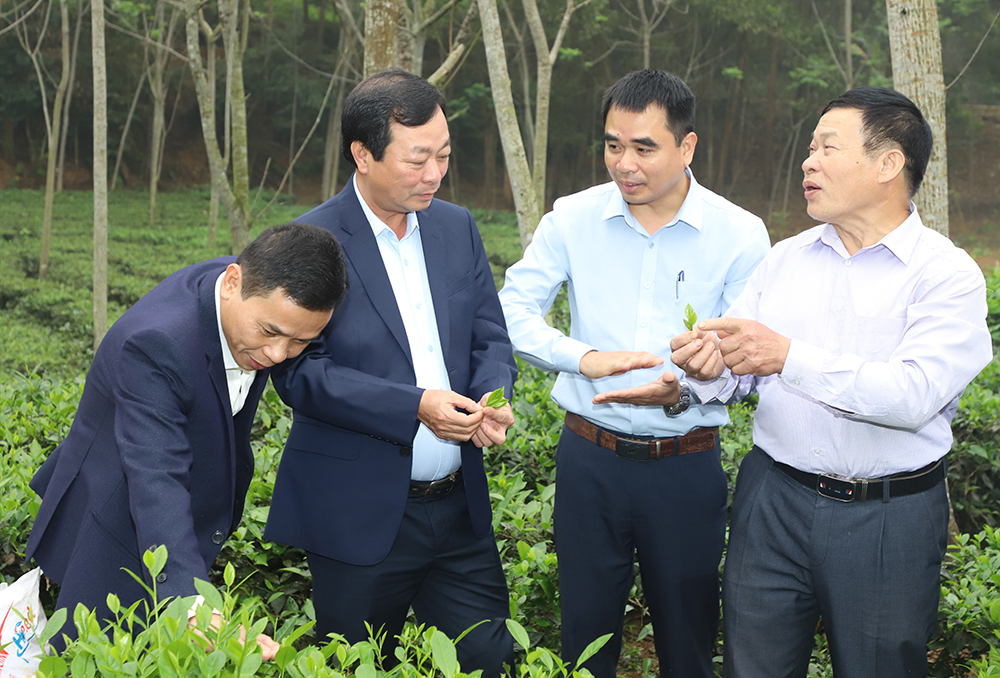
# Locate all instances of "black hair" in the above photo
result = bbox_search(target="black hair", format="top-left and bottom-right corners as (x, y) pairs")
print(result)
(601, 69), (695, 146)
(341, 68), (448, 168)
(821, 86), (933, 198)
(237, 222), (348, 312)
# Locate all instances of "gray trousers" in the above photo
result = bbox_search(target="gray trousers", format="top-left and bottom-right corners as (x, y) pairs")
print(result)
(723, 446), (948, 678)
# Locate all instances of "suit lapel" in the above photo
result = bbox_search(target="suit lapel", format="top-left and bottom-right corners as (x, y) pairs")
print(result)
(335, 188), (414, 367)
(198, 270), (238, 501)
(419, 211), (451, 361)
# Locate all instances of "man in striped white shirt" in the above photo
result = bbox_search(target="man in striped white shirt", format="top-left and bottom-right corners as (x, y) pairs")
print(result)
(672, 87), (993, 678)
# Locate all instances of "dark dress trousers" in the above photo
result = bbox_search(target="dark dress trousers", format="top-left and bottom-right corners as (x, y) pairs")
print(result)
(265, 185), (517, 669)
(26, 258), (268, 645)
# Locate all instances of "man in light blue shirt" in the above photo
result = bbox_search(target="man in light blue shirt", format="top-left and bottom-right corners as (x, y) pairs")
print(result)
(499, 69), (770, 677)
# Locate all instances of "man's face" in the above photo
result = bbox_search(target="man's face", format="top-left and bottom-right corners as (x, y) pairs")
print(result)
(219, 264), (333, 371)
(604, 104), (696, 212)
(356, 107), (451, 223)
(802, 107), (882, 226)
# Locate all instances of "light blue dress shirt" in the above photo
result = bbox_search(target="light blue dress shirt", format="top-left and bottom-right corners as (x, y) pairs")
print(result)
(691, 207), (994, 478)
(353, 175), (461, 481)
(499, 170), (771, 436)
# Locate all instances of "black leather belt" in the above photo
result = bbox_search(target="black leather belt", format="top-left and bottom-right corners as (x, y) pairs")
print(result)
(565, 412), (718, 461)
(408, 469), (462, 499)
(773, 458), (945, 502)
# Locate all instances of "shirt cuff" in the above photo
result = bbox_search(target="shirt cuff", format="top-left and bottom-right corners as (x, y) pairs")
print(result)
(554, 337), (598, 375)
(778, 338), (823, 394)
(689, 372), (732, 404)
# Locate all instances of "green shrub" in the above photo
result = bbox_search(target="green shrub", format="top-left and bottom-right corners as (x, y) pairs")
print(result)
(40, 547), (609, 678)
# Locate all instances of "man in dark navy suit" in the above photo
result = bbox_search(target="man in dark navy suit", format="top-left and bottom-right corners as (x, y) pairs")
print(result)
(26, 222), (348, 655)
(265, 69), (518, 675)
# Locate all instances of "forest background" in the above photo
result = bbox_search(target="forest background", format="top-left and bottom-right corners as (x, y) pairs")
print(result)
(2, 0), (1000, 675)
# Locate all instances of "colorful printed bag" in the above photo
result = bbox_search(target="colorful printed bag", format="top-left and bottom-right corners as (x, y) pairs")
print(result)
(0, 568), (49, 678)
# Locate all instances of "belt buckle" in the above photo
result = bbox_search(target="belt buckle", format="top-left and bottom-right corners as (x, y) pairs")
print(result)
(816, 474), (856, 502)
(615, 438), (650, 461)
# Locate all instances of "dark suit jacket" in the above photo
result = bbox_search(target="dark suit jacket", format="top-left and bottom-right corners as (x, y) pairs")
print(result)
(265, 183), (517, 566)
(26, 258), (268, 612)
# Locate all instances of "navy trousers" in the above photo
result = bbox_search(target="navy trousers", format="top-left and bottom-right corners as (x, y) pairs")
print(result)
(306, 479), (513, 677)
(723, 447), (949, 678)
(554, 424), (727, 678)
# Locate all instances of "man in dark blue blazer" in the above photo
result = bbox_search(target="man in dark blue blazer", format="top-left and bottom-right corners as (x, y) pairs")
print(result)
(265, 70), (518, 675)
(26, 223), (348, 655)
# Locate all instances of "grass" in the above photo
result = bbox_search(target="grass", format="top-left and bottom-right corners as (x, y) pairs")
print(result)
(0, 187), (524, 376)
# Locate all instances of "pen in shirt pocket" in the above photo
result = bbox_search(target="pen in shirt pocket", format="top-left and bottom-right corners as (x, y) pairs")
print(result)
(676, 270), (684, 300)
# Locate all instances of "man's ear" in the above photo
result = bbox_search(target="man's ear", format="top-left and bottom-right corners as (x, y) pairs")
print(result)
(680, 131), (698, 166)
(352, 140), (370, 174)
(219, 263), (242, 301)
(878, 147), (906, 185)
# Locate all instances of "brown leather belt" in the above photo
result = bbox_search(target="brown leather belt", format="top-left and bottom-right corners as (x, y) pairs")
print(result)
(565, 412), (718, 461)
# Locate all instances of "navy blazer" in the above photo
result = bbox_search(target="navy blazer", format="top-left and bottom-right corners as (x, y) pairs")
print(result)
(266, 184), (517, 566)
(26, 258), (268, 608)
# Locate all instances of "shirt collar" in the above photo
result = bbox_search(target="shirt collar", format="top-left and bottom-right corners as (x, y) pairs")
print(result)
(214, 272), (251, 373)
(353, 173), (419, 241)
(601, 167), (704, 235)
(811, 202), (922, 264)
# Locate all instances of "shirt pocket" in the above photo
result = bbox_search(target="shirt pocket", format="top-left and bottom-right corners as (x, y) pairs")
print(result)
(677, 281), (726, 319)
(854, 315), (906, 361)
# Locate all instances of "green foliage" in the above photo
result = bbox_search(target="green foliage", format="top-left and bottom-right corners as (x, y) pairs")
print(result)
(0, 371), (84, 584)
(932, 527), (1000, 676)
(40, 546), (608, 678)
(0, 189), (317, 376)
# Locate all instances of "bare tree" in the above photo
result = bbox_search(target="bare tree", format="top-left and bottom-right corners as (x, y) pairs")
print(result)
(93, 0), (108, 349)
(886, 0), (947, 235)
(56, 0), (86, 192)
(16, 0), (71, 278)
(618, 0), (673, 69)
(522, 0), (582, 208)
(476, 0), (539, 248)
(185, 0), (254, 252)
(145, 0), (181, 225)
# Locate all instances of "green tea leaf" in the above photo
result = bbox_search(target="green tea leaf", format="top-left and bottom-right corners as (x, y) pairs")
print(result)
(485, 387), (508, 409)
(683, 304), (698, 331)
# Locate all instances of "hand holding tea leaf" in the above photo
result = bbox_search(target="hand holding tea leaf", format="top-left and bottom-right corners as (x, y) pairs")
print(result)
(683, 304), (698, 331)
(485, 387), (508, 409)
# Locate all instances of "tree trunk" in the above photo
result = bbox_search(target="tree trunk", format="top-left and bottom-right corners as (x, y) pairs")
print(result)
(111, 71), (147, 191)
(364, 0), (397, 76)
(476, 0), (540, 248)
(762, 35), (778, 196)
(886, 0), (948, 235)
(93, 0), (108, 349)
(223, 0), (252, 252)
(147, 0), (180, 226)
(38, 0), (71, 280)
(527, 0), (575, 211)
(57, 0), (85, 192)
(186, 0), (242, 253)
(483, 103), (498, 208)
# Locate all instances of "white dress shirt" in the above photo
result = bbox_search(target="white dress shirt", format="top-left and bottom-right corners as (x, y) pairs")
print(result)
(353, 175), (461, 481)
(499, 170), (771, 436)
(215, 273), (256, 416)
(692, 207), (993, 478)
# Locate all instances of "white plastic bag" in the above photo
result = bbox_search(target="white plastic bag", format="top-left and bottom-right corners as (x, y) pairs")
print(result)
(0, 568), (49, 678)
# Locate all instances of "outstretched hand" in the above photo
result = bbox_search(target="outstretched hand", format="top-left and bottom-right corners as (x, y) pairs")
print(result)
(592, 371), (680, 406)
(579, 351), (664, 379)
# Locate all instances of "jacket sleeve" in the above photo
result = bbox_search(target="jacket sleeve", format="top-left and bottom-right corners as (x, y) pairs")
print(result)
(113, 329), (210, 599)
